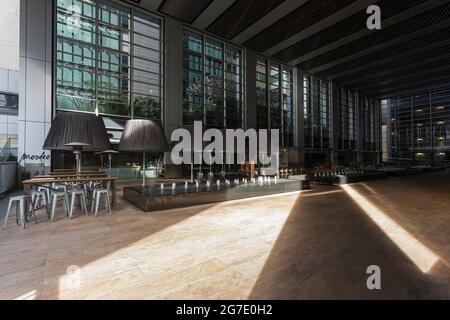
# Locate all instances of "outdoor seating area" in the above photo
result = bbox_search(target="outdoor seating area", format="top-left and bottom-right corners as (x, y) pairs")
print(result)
(3, 172), (117, 229)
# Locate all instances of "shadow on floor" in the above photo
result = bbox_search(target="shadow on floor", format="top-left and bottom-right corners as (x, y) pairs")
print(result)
(248, 179), (449, 299)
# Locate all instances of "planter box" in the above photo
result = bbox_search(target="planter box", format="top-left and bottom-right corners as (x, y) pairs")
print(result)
(124, 179), (310, 212)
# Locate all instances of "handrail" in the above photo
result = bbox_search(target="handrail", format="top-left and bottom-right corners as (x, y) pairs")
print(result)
(0, 137), (18, 162)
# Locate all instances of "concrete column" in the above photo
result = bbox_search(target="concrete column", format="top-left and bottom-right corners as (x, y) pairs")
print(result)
(355, 92), (363, 166)
(245, 49), (256, 130)
(330, 83), (339, 167)
(163, 17), (183, 137)
(163, 17), (184, 177)
(18, 0), (53, 177)
(295, 68), (305, 167)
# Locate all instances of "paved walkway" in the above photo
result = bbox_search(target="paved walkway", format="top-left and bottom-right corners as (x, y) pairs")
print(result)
(0, 172), (448, 299)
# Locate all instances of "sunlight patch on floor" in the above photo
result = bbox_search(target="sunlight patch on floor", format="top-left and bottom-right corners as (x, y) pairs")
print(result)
(14, 289), (38, 300)
(56, 192), (302, 299)
(341, 184), (439, 273)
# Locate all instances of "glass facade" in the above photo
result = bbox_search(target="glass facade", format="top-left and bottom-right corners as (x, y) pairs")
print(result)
(303, 75), (330, 150)
(388, 88), (450, 162)
(183, 30), (243, 128)
(56, 0), (163, 119)
(256, 57), (294, 147)
(50, 2), (384, 176)
(336, 87), (357, 151)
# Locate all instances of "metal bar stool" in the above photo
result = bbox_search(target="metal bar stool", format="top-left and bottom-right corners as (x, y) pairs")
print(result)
(50, 186), (70, 222)
(2, 195), (36, 230)
(31, 189), (50, 219)
(68, 189), (88, 219)
(91, 187), (112, 216)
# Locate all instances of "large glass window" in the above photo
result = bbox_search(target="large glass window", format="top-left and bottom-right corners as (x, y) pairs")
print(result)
(56, 0), (163, 119)
(303, 75), (329, 149)
(336, 87), (357, 151)
(257, 57), (294, 147)
(388, 87), (450, 162)
(183, 30), (243, 128)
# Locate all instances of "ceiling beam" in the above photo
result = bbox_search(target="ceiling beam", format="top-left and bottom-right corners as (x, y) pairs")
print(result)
(308, 19), (450, 74)
(191, 0), (238, 31)
(325, 37), (450, 81)
(288, 0), (448, 66)
(339, 53), (450, 86)
(231, 0), (309, 45)
(357, 66), (450, 92)
(263, 0), (380, 57)
(376, 81), (450, 99)
(138, 0), (165, 12)
(364, 74), (450, 97)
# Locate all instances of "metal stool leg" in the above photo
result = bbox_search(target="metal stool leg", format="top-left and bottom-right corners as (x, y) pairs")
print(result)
(2, 199), (13, 230)
(95, 193), (100, 217)
(29, 198), (37, 225)
(81, 192), (88, 216)
(64, 192), (70, 217)
(51, 194), (57, 222)
(15, 202), (20, 225)
(19, 199), (25, 229)
(106, 192), (112, 215)
(69, 193), (76, 219)
(91, 191), (96, 215)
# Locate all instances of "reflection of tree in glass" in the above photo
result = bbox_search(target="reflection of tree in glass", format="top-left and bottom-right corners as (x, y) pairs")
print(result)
(133, 96), (160, 119)
(66, 80), (95, 112)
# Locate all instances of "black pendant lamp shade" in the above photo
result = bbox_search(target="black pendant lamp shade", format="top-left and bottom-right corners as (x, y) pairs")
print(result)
(119, 119), (169, 187)
(118, 120), (169, 153)
(43, 113), (111, 151)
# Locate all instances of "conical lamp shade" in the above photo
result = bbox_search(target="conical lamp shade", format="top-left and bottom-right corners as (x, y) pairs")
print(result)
(118, 120), (169, 153)
(43, 112), (111, 151)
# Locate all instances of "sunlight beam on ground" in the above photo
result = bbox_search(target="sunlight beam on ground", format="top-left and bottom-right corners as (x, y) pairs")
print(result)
(341, 184), (439, 273)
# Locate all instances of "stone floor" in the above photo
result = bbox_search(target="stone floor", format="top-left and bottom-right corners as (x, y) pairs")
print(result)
(0, 171), (448, 300)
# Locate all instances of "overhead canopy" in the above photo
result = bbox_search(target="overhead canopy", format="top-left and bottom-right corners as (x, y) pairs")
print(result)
(118, 119), (169, 153)
(43, 112), (111, 151)
(142, 0), (450, 98)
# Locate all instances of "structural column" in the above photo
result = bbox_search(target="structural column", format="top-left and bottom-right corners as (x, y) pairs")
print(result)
(163, 17), (184, 177)
(18, 0), (53, 177)
(245, 49), (257, 130)
(295, 67), (305, 168)
(330, 83), (339, 167)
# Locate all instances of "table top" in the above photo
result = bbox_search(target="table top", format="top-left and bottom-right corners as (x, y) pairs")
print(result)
(36, 172), (108, 178)
(48, 171), (106, 175)
(22, 176), (118, 185)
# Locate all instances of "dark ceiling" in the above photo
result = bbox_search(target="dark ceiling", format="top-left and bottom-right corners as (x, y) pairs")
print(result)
(142, 0), (450, 99)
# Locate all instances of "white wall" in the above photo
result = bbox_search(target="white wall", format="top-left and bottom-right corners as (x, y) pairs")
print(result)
(0, 0), (19, 71)
(18, 0), (53, 173)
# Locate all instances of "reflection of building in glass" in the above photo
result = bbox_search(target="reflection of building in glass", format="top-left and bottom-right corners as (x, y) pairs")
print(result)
(56, 0), (163, 119)
(256, 57), (294, 147)
(183, 30), (243, 129)
(387, 88), (450, 163)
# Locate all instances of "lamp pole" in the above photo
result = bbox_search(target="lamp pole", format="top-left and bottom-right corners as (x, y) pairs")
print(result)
(142, 152), (146, 187)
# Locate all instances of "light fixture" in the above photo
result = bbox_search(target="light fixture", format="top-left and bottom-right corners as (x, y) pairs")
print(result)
(118, 119), (169, 187)
(43, 112), (111, 173)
